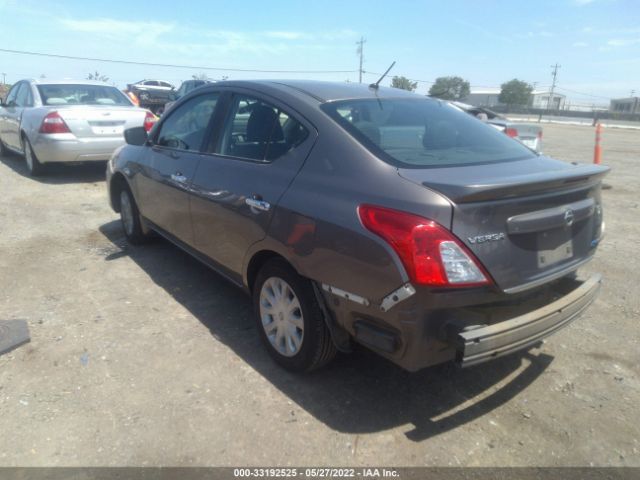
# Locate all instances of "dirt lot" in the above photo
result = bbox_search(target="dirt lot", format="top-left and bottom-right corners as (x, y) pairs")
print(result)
(0, 124), (638, 466)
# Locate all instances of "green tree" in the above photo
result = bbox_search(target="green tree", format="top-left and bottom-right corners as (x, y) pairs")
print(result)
(391, 76), (417, 92)
(428, 76), (470, 100)
(87, 71), (109, 82)
(499, 79), (533, 108)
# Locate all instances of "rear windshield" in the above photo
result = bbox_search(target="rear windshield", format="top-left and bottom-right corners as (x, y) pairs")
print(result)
(321, 98), (535, 168)
(37, 84), (132, 106)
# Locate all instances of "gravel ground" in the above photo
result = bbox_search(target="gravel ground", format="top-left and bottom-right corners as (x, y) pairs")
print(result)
(0, 123), (638, 466)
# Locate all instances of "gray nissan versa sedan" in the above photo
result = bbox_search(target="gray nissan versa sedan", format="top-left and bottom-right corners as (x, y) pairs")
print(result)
(106, 80), (608, 373)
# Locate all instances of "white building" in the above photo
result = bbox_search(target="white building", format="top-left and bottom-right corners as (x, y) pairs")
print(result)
(530, 91), (566, 110)
(462, 88), (566, 109)
(461, 88), (501, 107)
(610, 97), (640, 114)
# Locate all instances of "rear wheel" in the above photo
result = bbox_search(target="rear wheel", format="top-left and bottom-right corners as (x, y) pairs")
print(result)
(0, 137), (9, 157)
(253, 259), (336, 372)
(23, 137), (45, 176)
(119, 187), (149, 244)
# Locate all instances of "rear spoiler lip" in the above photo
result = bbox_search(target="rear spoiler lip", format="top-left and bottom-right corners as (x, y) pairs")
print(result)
(422, 164), (610, 204)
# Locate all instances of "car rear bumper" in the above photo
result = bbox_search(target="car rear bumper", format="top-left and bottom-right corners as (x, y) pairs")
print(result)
(32, 135), (125, 163)
(454, 273), (601, 367)
(323, 273), (601, 371)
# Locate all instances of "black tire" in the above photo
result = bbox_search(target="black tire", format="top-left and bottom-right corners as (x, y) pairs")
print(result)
(0, 137), (9, 157)
(23, 137), (45, 176)
(118, 186), (149, 245)
(253, 259), (336, 372)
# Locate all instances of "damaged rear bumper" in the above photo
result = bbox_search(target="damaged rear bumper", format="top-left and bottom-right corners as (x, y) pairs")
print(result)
(455, 273), (601, 367)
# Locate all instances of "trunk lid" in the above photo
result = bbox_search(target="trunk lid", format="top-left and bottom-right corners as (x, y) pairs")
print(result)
(52, 106), (147, 138)
(399, 156), (609, 293)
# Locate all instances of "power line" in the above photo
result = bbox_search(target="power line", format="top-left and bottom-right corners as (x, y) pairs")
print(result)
(554, 86), (611, 100)
(0, 48), (357, 74)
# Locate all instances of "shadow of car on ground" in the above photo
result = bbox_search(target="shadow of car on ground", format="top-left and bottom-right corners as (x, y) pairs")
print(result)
(98, 219), (553, 442)
(0, 152), (107, 184)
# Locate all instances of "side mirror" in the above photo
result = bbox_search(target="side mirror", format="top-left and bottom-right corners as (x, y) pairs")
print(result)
(124, 126), (148, 146)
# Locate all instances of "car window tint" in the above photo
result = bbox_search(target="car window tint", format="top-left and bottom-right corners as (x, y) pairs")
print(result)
(156, 93), (218, 152)
(14, 83), (28, 107)
(5, 83), (20, 104)
(36, 84), (131, 106)
(322, 98), (535, 168)
(218, 95), (308, 162)
(160, 82), (172, 88)
(15, 83), (33, 107)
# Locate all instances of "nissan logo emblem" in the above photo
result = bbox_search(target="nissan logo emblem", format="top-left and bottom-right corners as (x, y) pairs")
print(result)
(564, 209), (575, 227)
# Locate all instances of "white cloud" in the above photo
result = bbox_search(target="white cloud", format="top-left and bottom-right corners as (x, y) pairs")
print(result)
(607, 38), (640, 47)
(265, 31), (307, 40)
(516, 30), (554, 39)
(573, 41), (589, 47)
(59, 18), (174, 46)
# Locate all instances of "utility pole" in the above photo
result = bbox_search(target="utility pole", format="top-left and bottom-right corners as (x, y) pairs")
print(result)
(1, 73), (5, 85)
(356, 37), (366, 83)
(547, 63), (561, 110)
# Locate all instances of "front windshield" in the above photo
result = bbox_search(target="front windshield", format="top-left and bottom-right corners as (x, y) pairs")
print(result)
(322, 98), (535, 168)
(36, 84), (132, 106)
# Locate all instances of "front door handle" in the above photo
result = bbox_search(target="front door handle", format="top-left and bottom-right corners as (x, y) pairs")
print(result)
(171, 172), (187, 183)
(245, 196), (271, 212)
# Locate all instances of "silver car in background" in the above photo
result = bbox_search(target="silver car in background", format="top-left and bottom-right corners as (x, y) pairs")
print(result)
(452, 101), (543, 152)
(0, 79), (156, 176)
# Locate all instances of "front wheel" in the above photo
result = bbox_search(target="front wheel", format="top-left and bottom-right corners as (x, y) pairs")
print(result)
(23, 138), (45, 176)
(253, 259), (336, 372)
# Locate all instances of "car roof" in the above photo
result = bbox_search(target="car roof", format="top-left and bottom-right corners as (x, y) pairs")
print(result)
(212, 79), (423, 103)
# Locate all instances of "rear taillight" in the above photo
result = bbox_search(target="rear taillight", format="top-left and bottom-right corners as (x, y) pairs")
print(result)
(39, 111), (70, 134)
(143, 111), (158, 132)
(358, 205), (491, 287)
(537, 130), (543, 139)
(505, 127), (518, 138)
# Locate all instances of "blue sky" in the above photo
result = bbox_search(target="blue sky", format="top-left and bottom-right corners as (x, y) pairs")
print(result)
(1, 0), (638, 105)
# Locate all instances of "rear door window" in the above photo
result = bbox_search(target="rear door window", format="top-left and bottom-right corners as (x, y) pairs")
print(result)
(322, 98), (535, 168)
(15, 83), (33, 107)
(216, 95), (308, 162)
(155, 93), (219, 152)
(5, 82), (22, 105)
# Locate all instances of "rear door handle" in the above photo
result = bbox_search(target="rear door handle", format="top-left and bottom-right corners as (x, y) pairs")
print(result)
(245, 196), (271, 212)
(171, 172), (187, 183)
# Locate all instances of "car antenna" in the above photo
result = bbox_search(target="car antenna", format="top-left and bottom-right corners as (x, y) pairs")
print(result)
(369, 61), (396, 90)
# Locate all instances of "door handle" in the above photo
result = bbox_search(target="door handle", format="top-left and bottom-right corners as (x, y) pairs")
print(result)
(245, 196), (271, 212)
(171, 172), (187, 183)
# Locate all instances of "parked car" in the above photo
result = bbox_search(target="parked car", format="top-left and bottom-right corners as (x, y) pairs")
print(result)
(0, 79), (156, 176)
(106, 80), (608, 373)
(452, 101), (543, 152)
(163, 79), (214, 114)
(126, 80), (176, 114)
